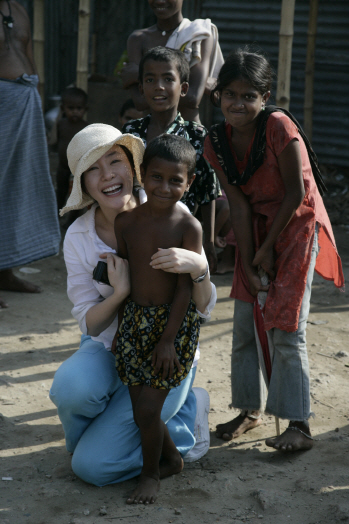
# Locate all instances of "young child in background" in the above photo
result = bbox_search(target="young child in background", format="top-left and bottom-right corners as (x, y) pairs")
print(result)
(204, 48), (344, 451)
(56, 87), (88, 212)
(123, 46), (220, 272)
(121, 0), (223, 123)
(114, 134), (202, 505)
(118, 98), (144, 128)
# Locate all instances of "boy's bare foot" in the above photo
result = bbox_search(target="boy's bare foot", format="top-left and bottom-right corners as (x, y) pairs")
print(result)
(0, 269), (42, 294)
(0, 297), (9, 308)
(216, 413), (262, 441)
(126, 473), (160, 505)
(215, 235), (227, 248)
(159, 450), (184, 479)
(265, 421), (314, 452)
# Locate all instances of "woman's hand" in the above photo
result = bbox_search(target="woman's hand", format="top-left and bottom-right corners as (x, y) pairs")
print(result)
(150, 248), (207, 281)
(100, 253), (130, 298)
(252, 246), (276, 281)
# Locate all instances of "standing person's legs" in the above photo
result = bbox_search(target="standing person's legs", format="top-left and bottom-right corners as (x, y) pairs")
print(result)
(70, 367), (197, 486)
(265, 225), (319, 451)
(216, 299), (265, 440)
(126, 386), (182, 505)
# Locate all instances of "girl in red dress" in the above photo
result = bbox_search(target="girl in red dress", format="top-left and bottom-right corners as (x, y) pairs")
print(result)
(204, 48), (344, 452)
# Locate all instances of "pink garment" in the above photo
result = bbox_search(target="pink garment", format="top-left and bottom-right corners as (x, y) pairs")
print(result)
(204, 112), (344, 332)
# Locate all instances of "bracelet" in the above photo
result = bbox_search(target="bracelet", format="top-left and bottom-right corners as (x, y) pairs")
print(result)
(191, 263), (209, 284)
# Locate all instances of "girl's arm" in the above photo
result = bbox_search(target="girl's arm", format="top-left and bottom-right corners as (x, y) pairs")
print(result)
(149, 247), (213, 313)
(252, 138), (305, 275)
(121, 31), (150, 111)
(214, 168), (268, 296)
(152, 219), (203, 380)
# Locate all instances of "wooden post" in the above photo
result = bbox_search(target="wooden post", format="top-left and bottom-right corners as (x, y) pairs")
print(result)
(76, 0), (90, 94)
(33, 0), (45, 106)
(276, 0), (296, 110)
(304, 0), (319, 142)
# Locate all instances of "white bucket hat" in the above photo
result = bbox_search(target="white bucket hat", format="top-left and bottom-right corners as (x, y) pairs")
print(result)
(60, 123), (145, 216)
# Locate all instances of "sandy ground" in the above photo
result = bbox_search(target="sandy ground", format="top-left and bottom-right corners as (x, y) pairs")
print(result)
(1, 222), (349, 524)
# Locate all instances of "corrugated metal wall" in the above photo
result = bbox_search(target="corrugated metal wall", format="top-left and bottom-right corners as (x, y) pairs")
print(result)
(16, 0), (349, 165)
(201, 0), (349, 165)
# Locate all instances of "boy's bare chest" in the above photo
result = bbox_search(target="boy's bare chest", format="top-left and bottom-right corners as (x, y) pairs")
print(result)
(126, 219), (183, 260)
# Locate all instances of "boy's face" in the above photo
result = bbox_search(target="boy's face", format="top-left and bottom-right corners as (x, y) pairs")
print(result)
(140, 59), (188, 113)
(148, 0), (183, 20)
(61, 96), (87, 123)
(141, 157), (194, 208)
(119, 107), (144, 128)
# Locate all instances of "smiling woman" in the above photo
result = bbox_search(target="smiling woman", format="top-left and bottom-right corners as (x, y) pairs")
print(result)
(49, 123), (216, 487)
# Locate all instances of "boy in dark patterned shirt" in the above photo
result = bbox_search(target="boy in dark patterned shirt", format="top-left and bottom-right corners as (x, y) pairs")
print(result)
(122, 46), (220, 272)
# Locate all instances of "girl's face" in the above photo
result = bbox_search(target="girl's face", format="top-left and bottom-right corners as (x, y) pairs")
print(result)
(220, 78), (270, 132)
(83, 146), (135, 212)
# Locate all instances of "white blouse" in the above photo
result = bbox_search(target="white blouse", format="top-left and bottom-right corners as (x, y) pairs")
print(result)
(63, 201), (217, 365)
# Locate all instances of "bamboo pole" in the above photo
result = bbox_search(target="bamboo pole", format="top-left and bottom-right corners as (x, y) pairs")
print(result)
(276, 0), (296, 110)
(303, 0), (319, 142)
(76, 0), (90, 94)
(33, 0), (45, 106)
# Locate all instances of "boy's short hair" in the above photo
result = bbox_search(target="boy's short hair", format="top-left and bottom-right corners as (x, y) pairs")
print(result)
(139, 46), (190, 84)
(61, 86), (88, 105)
(119, 98), (136, 117)
(142, 134), (196, 180)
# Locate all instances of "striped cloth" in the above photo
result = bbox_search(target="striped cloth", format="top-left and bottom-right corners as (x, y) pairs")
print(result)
(0, 75), (60, 270)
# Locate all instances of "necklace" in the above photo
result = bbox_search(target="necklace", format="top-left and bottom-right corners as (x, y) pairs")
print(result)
(157, 22), (181, 37)
(0, 0), (14, 50)
(0, 0), (13, 28)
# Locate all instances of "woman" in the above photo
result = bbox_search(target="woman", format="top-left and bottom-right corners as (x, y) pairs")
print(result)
(50, 123), (216, 486)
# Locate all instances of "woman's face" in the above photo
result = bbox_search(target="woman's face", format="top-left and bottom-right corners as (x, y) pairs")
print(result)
(83, 146), (135, 212)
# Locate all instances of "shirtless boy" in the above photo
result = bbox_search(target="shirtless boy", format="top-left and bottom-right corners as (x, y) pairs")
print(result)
(121, 0), (213, 123)
(114, 134), (202, 504)
(0, 0), (60, 307)
(56, 87), (88, 212)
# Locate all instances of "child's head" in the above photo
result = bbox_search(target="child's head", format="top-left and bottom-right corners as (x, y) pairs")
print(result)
(141, 134), (196, 204)
(139, 47), (189, 114)
(211, 48), (274, 106)
(61, 87), (88, 123)
(119, 99), (144, 127)
(139, 46), (189, 85)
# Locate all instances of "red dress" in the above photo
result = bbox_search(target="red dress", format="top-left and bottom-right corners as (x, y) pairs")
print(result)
(204, 112), (344, 332)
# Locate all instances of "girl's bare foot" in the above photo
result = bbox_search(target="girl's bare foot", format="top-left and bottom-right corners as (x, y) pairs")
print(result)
(159, 451), (184, 479)
(216, 413), (262, 441)
(0, 269), (42, 294)
(126, 474), (160, 505)
(265, 421), (314, 452)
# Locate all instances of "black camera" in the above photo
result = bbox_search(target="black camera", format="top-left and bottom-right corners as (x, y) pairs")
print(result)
(92, 261), (111, 286)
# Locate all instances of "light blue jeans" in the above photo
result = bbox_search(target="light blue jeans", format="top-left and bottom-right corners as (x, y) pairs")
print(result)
(49, 335), (196, 486)
(231, 225), (319, 421)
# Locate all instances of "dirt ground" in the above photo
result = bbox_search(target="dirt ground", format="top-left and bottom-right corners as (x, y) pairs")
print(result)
(1, 209), (349, 522)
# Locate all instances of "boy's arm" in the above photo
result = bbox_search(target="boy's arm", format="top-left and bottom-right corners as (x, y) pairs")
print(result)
(178, 35), (213, 119)
(152, 218), (203, 380)
(121, 31), (150, 111)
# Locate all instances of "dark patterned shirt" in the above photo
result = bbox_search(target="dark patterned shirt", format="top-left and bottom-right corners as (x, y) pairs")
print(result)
(122, 112), (221, 213)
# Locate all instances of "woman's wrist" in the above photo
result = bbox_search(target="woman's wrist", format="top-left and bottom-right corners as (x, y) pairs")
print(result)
(191, 262), (209, 283)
